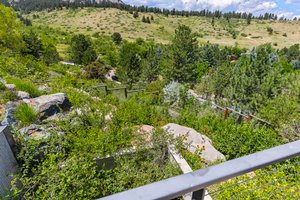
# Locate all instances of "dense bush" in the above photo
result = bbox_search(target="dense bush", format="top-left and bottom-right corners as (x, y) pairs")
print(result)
(178, 107), (281, 160)
(69, 34), (97, 65)
(111, 32), (122, 45)
(83, 60), (111, 80)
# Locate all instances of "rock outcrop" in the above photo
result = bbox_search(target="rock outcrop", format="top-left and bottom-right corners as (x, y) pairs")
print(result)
(23, 93), (71, 120)
(162, 123), (225, 163)
(1, 102), (20, 126)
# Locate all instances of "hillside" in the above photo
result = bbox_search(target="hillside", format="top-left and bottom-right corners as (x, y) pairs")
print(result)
(25, 7), (300, 48)
(1, 4), (300, 199)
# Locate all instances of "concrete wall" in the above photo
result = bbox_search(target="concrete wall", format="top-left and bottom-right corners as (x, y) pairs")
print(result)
(0, 126), (18, 196)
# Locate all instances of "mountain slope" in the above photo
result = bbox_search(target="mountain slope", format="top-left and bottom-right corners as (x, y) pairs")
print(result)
(24, 7), (300, 48)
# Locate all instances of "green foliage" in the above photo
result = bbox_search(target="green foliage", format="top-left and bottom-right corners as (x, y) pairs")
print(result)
(0, 4), (23, 50)
(267, 27), (273, 35)
(41, 43), (60, 65)
(21, 31), (42, 58)
(0, 81), (5, 91)
(141, 44), (162, 83)
(70, 34), (97, 65)
(112, 97), (169, 128)
(8, 78), (41, 97)
(84, 60), (111, 80)
(213, 159), (300, 199)
(0, 90), (19, 104)
(118, 41), (142, 87)
(199, 44), (286, 111)
(246, 13), (252, 25)
(164, 25), (198, 83)
(133, 11), (139, 18)
(15, 103), (38, 126)
(11, 98), (179, 199)
(177, 105), (281, 159)
(111, 32), (122, 45)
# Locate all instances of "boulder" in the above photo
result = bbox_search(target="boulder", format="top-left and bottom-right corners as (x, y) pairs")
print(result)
(38, 84), (52, 93)
(19, 124), (53, 140)
(5, 84), (16, 90)
(17, 91), (30, 99)
(162, 123), (225, 163)
(23, 93), (71, 120)
(1, 101), (20, 126)
(105, 70), (121, 84)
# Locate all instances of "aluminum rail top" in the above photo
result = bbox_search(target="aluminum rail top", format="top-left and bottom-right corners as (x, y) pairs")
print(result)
(99, 140), (300, 200)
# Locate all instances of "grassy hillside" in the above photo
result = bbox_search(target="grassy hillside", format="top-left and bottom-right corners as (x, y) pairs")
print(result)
(25, 7), (300, 49)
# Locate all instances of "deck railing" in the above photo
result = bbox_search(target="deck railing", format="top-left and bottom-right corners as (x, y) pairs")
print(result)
(99, 140), (300, 200)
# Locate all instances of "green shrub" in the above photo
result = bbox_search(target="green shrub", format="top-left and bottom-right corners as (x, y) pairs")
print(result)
(15, 103), (38, 126)
(83, 60), (111, 80)
(0, 90), (19, 104)
(178, 109), (281, 160)
(267, 27), (273, 35)
(0, 82), (6, 91)
(8, 79), (41, 97)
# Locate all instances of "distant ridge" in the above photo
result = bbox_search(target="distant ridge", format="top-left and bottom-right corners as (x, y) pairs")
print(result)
(10, 0), (124, 4)
(63, 0), (124, 4)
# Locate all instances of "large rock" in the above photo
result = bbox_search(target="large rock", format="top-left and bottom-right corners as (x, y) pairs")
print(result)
(19, 124), (52, 140)
(1, 102), (20, 126)
(38, 84), (52, 93)
(162, 123), (225, 163)
(17, 91), (30, 99)
(23, 93), (71, 120)
(5, 84), (16, 91)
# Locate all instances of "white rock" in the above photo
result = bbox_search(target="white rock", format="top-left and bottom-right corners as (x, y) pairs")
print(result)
(162, 123), (225, 163)
(5, 84), (16, 90)
(17, 91), (30, 99)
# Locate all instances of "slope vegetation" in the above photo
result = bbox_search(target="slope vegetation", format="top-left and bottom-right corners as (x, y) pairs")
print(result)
(25, 7), (300, 48)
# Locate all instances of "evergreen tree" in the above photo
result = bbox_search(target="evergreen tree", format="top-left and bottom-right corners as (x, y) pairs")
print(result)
(133, 11), (139, 18)
(111, 32), (122, 45)
(165, 25), (198, 83)
(142, 44), (162, 83)
(70, 34), (97, 65)
(21, 31), (43, 58)
(246, 13), (252, 25)
(118, 42), (142, 87)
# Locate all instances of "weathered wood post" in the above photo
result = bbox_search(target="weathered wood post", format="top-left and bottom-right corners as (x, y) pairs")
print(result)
(104, 85), (108, 96)
(224, 108), (230, 120)
(124, 87), (128, 98)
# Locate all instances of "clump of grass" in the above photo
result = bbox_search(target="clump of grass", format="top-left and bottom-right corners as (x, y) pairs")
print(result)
(0, 91), (19, 104)
(8, 79), (41, 97)
(0, 82), (6, 91)
(15, 103), (38, 126)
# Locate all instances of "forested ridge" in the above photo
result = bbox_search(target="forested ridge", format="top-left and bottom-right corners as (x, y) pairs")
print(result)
(9, 0), (290, 21)
(0, 3), (300, 199)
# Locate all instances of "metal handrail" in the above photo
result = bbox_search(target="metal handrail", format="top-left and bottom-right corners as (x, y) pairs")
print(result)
(99, 140), (300, 200)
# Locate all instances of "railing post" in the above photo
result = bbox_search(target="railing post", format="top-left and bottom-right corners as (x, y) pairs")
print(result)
(192, 189), (205, 200)
(104, 85), (108, 96)
(124, 88), (128, 98)
(224, 108), (229, 120)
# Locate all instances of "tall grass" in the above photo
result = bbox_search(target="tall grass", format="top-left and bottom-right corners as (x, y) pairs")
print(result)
(15, 103), (38, 126)
(7, 78), (41, 97)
